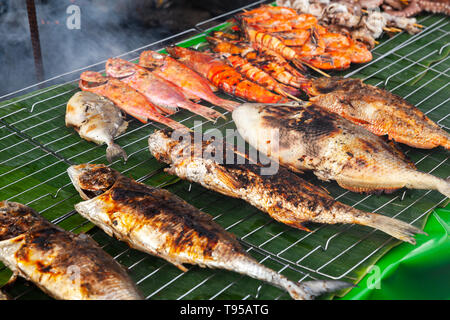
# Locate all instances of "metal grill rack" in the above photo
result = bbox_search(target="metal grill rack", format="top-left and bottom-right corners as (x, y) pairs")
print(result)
(0, 1), (448, 300)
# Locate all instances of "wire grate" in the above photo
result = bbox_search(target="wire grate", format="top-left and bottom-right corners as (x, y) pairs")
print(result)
(0, 2), (448, 300)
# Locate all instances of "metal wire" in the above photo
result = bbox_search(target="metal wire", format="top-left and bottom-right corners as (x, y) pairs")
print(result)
(0, 3), (448, 300)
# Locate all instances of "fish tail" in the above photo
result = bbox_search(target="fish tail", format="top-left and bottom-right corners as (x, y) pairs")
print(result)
(289, 280), (353, 300)
(106, 142), (128, 163)
(403, 170), (450, 199)
(354, 212), (426, 245)
(232, 254), (351, 300)
(211, 98), (241, 112)
(178, 101), (226, 122)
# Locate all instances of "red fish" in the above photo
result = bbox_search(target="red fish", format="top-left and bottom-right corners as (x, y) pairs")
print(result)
(105, 58), (225, 122)
(139, 50), (240, 111)
(79, 71), (189, 131)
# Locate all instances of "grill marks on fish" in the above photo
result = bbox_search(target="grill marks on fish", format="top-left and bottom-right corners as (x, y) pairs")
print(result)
(0, 201), (143, 300)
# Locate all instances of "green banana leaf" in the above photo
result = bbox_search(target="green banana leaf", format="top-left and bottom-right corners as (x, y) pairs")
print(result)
(0, 8), (448, 300)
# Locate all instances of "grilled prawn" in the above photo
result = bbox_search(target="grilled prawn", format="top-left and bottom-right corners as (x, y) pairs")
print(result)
(232, 102), (450, 198)
(67, 164), (350, 300)
(165, 46), (288, 104)
(308, 77), (450, 150)
(105, 58), (225, 122)
(139, 50), (240, 112)
(148, 130), (426, 244)
(0, 201), (143, 300)
(79, 71), (188, 131)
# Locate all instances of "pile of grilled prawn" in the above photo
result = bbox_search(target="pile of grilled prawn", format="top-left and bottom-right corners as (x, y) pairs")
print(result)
(67, 164), (350, 300)
(234, 5), (373, 71)
(148, 130), (425, 244)
(0, 201), (142, 300)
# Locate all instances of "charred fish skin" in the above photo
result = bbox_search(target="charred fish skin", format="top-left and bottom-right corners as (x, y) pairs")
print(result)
(65, 91), (128, 163)
(308, 77), (450, 150)
(232, 102), (450, 198)
(68, 164), (351, 300)
(0, 201), (143, 300)
(148, 130), (425, 244)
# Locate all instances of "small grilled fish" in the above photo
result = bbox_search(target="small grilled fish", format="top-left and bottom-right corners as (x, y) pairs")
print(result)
(68, 164), (351, 300)
(0, 201), (142, 300)
(232, 102), (450, 198)
(105, 58), (226, 122)
(148, 130), (425, 244)
(308, 77), (450, 150)
(66, 91), (128, 163)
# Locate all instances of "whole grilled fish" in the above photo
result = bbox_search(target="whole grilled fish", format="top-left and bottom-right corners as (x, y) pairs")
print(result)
(139, 50), (240, 112)
(66, 91), (128, 163)
(105, 58), (225, 122)
(67, 163), (350, 300)
(148, 130), (425, 244)
(232, 102), (450, 198)
(0, 201), (142, 300)
(307, 77), (450, 150)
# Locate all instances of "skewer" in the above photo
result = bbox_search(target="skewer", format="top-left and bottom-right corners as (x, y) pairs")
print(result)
(383, 27), (402, 33)
(299, 60), (331, 78)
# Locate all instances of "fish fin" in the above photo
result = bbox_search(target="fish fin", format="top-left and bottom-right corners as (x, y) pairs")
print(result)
(106, 143), (128, 163)
(291, 280), (353, 300)
(336, 180), (400, 195)
(266, 207), (311, 232)
(385, 139), (416, 170)
(214, 99), (241, 112)
(355, 213), (427, 244)
(174, 263), (189, 272)
(216, 167), (243, 190)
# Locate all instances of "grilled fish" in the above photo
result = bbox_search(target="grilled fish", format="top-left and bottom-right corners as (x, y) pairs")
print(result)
(308, 77), (450, 150)
(0, 201), (142, 300)
(232, 102), (450, 198)
(105, 58), (226, 122)
(139, 50), (240, 112)
(148, 130), (425, 244)
(67, 163), (351, 300)
(65, 91), (128, 163)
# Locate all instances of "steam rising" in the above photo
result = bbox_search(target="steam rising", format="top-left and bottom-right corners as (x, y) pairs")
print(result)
(0, 0), (171, 97)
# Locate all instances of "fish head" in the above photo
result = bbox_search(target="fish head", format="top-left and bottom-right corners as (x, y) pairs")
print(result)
(67, 164), (119, 200)
(105, 58), (136, 78)
(0, 201), (42, 241)
(148, 129), (191, 164)
(139, 50), (166, 70)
